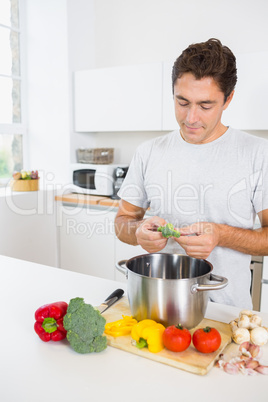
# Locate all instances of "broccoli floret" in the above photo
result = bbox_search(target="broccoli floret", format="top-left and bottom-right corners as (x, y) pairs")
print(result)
(157, 223), (180, 238)
(63, 297), (107, 354)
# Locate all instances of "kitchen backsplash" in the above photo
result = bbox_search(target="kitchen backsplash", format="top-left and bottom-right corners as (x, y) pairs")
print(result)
(72, 129), (268, 165)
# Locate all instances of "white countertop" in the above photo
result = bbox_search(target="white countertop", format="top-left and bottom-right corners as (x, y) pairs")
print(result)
(1, 255), (267, 402)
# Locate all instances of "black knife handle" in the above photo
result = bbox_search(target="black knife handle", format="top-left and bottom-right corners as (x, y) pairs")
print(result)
(104, 288), (124, 302)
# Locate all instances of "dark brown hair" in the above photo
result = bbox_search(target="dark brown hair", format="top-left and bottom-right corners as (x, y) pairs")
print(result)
(172, 38), (237, 102)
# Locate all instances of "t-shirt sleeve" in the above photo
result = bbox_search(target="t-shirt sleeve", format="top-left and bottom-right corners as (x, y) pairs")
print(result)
(117, 147), (150, 209)
(252, 143), (268, 214)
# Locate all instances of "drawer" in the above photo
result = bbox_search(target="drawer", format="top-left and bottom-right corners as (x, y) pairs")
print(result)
(260, 282), (268, 313)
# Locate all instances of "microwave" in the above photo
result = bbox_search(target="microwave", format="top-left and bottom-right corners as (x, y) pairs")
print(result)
(70, 163), (128, 196)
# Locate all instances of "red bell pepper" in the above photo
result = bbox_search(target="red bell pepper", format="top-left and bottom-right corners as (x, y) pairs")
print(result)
(34, 301), (68, 342)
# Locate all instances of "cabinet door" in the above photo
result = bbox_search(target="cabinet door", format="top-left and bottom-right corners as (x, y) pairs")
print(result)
(163, 52), (268, 131)
(74, 63), (163, 132)
(261, 256), (268, 313)
(162, 61), (178, 131)
(114, 237), (147, 283)
(58, 206), (115, 280)
(222, 52), (268, 130)
(260, 283), (268, 313)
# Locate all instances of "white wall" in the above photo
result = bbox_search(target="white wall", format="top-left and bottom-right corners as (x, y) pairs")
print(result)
(24, 0), (268, 173)
(94, 0), (268, 67)
(67, 0), (96, 171)
(25, 0), (70, 187)
(69, 0), (268, 165)
(8, 0), (71, 268)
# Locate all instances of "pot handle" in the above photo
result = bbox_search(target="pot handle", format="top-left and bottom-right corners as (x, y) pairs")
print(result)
(191, 273), (228, 293)
(115, 260), (128, 276)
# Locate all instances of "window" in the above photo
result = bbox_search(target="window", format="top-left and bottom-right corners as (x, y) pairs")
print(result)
(0, 0), (24, 186)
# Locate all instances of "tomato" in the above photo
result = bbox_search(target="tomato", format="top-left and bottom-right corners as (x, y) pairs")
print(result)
(192, 326), (221, 353)
(163, 324), (191, 352)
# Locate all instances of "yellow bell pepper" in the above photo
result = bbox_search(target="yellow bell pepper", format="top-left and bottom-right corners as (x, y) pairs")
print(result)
(131, 319), (165, 353)
(105, 315), (137, 337)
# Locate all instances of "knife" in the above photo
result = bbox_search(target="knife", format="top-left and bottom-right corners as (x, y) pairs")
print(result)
(96, 288), (124, 314)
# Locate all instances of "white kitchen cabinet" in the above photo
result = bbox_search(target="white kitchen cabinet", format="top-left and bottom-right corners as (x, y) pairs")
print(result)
(74, 52), (268, 133)
(0, 190), (57, 267)
(221, 52), (268, 130)
(58, 204), (150, 282)
(58, 206), (115, 280)
(261, 284), (268, 313)
(162, 61), (178, 131)
(114, 237), (146, 283)
(74, 63), (163, 132)
(163, 52), (268, 131)
(261, 256), (268, 313)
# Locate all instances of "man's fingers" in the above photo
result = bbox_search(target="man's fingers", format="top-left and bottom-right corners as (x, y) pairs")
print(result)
(176, 235), (202, 246)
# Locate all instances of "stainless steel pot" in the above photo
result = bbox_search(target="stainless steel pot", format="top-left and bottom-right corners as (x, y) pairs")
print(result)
(116, 253), (228, 329)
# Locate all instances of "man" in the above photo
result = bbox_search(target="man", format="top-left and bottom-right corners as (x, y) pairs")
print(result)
(115, 38), (268, 309)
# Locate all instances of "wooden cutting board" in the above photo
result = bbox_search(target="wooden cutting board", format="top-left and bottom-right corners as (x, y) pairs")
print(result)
(102, 297), (232, 375)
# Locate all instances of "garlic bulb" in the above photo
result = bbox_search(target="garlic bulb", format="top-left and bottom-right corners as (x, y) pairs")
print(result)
(216, 331), (268, 376)
(255, 365), (268, 375)
(248, 343), (262, 358)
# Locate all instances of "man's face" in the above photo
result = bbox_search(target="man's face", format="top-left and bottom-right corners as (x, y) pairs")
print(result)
(173, 73), (233, 144)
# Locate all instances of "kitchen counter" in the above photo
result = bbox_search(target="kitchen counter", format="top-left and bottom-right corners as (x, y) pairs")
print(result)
(1, 255), (267, 402)
(55, 193), (120, 208)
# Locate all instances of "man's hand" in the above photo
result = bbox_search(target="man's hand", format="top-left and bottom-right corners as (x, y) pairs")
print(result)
(174, 222), (220, 259)
(116, 199), (268, 257)
(136, 216), (169, 253)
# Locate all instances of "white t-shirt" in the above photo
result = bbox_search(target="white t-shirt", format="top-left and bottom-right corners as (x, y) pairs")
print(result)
(118, 127), (268, 309)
